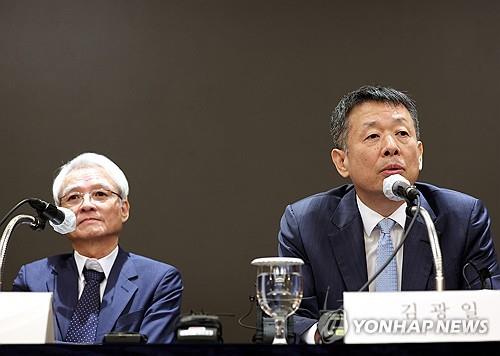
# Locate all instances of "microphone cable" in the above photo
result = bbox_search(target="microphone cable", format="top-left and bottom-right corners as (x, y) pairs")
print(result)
(238, 295), (257, 329)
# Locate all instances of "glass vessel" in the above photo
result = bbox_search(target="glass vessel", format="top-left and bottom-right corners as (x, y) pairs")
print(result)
(251, 257), (304, 344)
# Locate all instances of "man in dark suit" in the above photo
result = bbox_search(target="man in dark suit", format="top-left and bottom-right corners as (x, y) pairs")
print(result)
(13, 152), (183, 344)
(278, 86), (499, 343)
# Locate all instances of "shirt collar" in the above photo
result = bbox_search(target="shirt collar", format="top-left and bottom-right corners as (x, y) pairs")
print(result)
(73, 245), (119, 279)
(356, 195), (407, 236)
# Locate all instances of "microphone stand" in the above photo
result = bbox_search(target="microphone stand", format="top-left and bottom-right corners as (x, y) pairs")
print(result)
(0, 214), (46, 291)
(409, 205), (444, 291)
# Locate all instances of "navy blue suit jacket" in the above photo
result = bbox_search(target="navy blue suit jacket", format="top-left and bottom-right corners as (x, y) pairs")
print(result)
(12, 247), (183, 344)
(278, 183), (500, 338)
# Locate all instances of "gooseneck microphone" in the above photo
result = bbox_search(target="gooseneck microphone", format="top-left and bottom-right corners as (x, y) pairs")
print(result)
(383, 174), (419, 202)
(28, 198), (65, 225)
(28, 198), (76, 234)
(382, 174), (444, 291)
(0, 198), (77, 290)
(317, 175), (445, 343)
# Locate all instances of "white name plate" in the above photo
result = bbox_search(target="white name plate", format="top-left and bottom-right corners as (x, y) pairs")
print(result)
(0, 292), (55, 344)
(343, 290), (500, 344)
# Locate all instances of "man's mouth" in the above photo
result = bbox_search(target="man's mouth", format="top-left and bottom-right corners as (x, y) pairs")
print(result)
(381, 164), (404, 175)
(78, 218), (99, 225)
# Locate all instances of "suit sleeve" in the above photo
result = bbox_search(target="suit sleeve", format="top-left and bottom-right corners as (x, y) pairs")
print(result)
(278, 204), (319, 342)
(12, 265), (30, 291)
(139, 266), (183, 343)
(462, 199), (500, 289)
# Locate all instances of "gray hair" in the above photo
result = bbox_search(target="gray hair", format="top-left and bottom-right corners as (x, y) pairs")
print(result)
(52, 152), (129, 205)
(330, 85), (420, 150)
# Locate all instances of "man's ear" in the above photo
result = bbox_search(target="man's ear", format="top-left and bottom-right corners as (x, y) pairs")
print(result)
(120, 199), (130, 223)
(331, 148), (350, 178)
(417, 141), (424, 171)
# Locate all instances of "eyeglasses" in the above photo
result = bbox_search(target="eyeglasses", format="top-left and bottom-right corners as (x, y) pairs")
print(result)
(59, 188), (122, 208)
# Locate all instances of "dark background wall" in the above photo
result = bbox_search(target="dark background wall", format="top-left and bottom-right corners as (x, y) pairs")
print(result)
(1, 0), (498, 342)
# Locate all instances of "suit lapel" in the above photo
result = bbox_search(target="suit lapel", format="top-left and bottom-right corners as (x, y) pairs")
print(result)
(328, 188), (368, 291)
(96, 248), (138, 341)
(50, 255), (78, 341)
(401, 195), (439, 290)
(327, 189), (442, 292)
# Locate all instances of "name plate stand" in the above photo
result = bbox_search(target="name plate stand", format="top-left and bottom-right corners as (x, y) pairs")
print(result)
(0, 292), (54, 344)
(343, 290), (500, 344)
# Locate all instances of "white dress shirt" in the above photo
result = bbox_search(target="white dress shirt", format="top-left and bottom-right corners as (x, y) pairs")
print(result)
(73, 246), (119, 301)
(356, 195), (407, 292)
(303, 196), (408, 343)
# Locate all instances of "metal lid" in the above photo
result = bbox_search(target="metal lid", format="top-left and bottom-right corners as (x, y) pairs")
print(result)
(251, 257), (304, 266)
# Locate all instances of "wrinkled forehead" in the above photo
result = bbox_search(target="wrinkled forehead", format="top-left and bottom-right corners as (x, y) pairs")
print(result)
(60, 166), (117, 196)
(348, 101), (414, 129)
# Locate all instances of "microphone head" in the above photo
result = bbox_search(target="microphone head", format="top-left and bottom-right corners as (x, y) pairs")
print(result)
(382, 174), (409, 202)
(49, 207), (76, 234)
(43, 203), (65, 225)
(28, 198), (65, 224)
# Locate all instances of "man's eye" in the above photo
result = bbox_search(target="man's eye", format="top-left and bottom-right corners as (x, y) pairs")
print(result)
(66, 194), (80, 201)
(366, 133), (379, 140)
(397, 130), (409, 137)
(94, 190), (109, 198)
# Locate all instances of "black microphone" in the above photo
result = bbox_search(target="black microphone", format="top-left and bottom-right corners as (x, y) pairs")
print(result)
(383, 174), (419, 202)
(28, 198), (64, 224)
(28, 198), (76, 234)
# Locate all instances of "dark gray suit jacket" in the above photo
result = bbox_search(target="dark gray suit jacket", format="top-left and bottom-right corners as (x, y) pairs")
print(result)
(278, 183), (500, 339)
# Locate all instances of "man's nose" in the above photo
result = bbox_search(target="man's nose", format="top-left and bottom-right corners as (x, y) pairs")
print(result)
(382, 135), (400, 156)
(79, 193), (96, 210)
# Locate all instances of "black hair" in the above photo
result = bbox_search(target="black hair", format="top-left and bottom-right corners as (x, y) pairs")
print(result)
(330, 85), (420, 149)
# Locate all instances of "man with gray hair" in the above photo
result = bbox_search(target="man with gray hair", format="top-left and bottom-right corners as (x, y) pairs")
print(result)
(13, 152), (183, 344)
(278, 85), (499, 343)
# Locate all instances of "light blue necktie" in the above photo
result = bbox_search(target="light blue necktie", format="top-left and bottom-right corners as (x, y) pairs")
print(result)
(375, 218), (397, 292)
